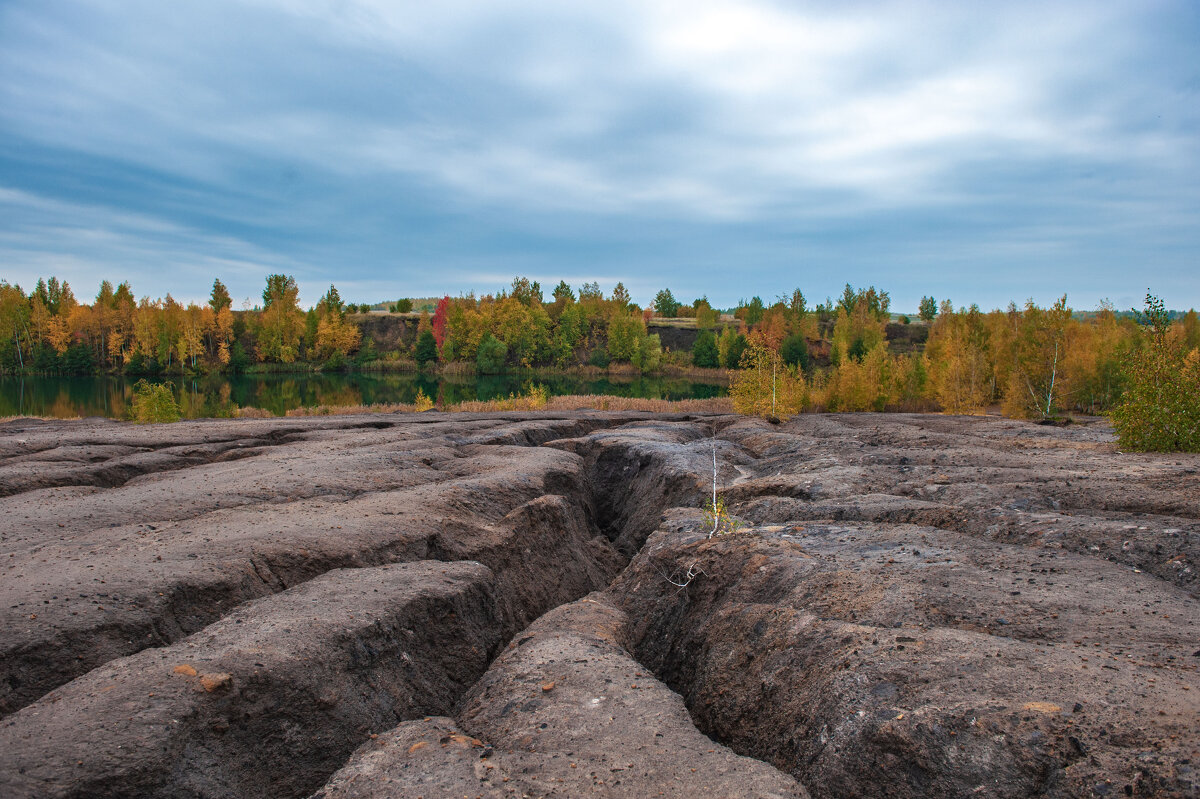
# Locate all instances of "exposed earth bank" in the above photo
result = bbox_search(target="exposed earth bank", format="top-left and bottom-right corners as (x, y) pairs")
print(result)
(0, 410), (1195, 798)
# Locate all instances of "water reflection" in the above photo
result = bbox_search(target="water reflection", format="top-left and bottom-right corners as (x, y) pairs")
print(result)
(0, 373), (727, 420)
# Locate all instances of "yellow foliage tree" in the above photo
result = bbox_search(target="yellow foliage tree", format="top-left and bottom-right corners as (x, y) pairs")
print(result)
(257, 275), (304, 363)
(45, 315), (72, 354)
(730, 334), (806, 420)
(1002, 296), (1072, 419)
(926, 307), (993, 414)
(315, 314), (362, 362)
(825, 342), (894, 411)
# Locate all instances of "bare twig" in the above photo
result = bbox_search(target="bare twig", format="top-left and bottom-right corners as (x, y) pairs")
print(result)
(662, 560), (705, 589)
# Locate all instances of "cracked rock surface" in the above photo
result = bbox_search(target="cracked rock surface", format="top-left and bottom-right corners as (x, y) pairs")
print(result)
(1, 411), (1196, 798)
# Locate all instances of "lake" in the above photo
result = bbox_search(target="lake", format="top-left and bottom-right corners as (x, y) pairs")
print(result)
(0, 372), (727, 420)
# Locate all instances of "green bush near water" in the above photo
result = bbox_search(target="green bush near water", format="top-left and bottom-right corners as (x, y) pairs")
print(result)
(130, 380), (181, 424)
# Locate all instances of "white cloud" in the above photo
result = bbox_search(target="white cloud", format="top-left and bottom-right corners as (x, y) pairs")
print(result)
(1, 0), (1197, 307)
(0, 187), (310, 304)
(6, 0), (1190, 217)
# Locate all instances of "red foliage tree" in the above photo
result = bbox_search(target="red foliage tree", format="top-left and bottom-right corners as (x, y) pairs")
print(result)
(431, 296), (450, 349)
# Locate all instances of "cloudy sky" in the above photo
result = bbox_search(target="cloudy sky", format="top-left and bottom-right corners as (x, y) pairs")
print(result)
(2, 0), (1197, 312)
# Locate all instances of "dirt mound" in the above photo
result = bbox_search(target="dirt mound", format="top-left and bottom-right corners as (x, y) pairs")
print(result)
(612, 517), (1198, 796)
(1, 562), (503, 799)
(0, 414), (627, 716)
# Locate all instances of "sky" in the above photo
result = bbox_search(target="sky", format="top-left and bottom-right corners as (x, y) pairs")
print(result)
(1, 1), (1198, 313)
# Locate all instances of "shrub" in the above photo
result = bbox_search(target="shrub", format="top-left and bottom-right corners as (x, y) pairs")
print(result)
(414, 330), (438, 366)
(703, 494), (743, 536)
(476, 334), (508, 373)
(721, 331), (748, 369)
(780, 333), (809, 370)
(413, 387), (435, 411)
(631, 333), (662, 373)
(607, 313), (645, 362)
(1110, 294), (1200, 451)
(692, 329), (719, 368)
(130, 380), (181, 424)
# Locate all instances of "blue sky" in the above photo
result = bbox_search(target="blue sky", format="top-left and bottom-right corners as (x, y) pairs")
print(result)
(2, 0), (1198, 312)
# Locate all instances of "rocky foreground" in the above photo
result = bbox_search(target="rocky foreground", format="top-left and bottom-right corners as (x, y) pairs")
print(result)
(0, 411), (1196, 798)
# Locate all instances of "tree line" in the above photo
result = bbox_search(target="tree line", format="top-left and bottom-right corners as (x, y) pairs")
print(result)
(2, 274), (1197, 430)
(0, 275), (361, 375)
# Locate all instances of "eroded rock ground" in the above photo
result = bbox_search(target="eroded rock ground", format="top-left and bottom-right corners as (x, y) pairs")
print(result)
(0, 411), (1195, 798)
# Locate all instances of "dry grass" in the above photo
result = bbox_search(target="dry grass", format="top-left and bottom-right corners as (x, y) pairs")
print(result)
(604, 363), (642, 377)
(251, 392), (733, 417)
(661, 365), (730, 381)
(440, 361), (477, 377)
(543, 394), (732, 413)
(450, 385), (548, 412)
(280, 401), (425, 417)
(0, 414), (75, 422)
(235, 406), (276, 418)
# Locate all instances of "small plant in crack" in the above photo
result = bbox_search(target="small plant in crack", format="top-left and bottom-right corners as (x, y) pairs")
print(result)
(661, 428), (744, 590)
(703, 494), (743, 537)
(704, 430), (743, 538)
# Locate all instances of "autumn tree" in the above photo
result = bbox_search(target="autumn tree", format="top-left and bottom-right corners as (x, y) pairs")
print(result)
(718, 328), (748, 369)
(693, 296), (719, 329)
(735, 296), (765, 326)
(606, 313), (645, 362)
(1110, 293), (1200, 452)
(631, 332), (662, 373)
(786, 289), (818, 340)
(578, 282), (602, 303)
(313, 284), (361, 364)
(831, 285), (888, 364)
(925, 306), (992, 414)
(550, 303), (586, 366)
(823, 343), (894, 412)
(257, 275), (304, 363)
(919, 296), (937, 322)
(1002, 296), (1072, 419)
(431, 296), (450, 350)
(509, 276), (543, 308)
(106, 282), (135, 367)
(610, 282), (631, 315)
(1057, 302), (1134, 414)
(729, 333), (805, 420)
(492, 295), (551, 366)
(177, 304), (205, 368)
(1180, 309), (1200, 353)
(0, 282), (31, 369)
(549, 281), (575, 321)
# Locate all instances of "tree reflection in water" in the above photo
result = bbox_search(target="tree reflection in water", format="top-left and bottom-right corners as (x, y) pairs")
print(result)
(0, 373), (726, 419)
